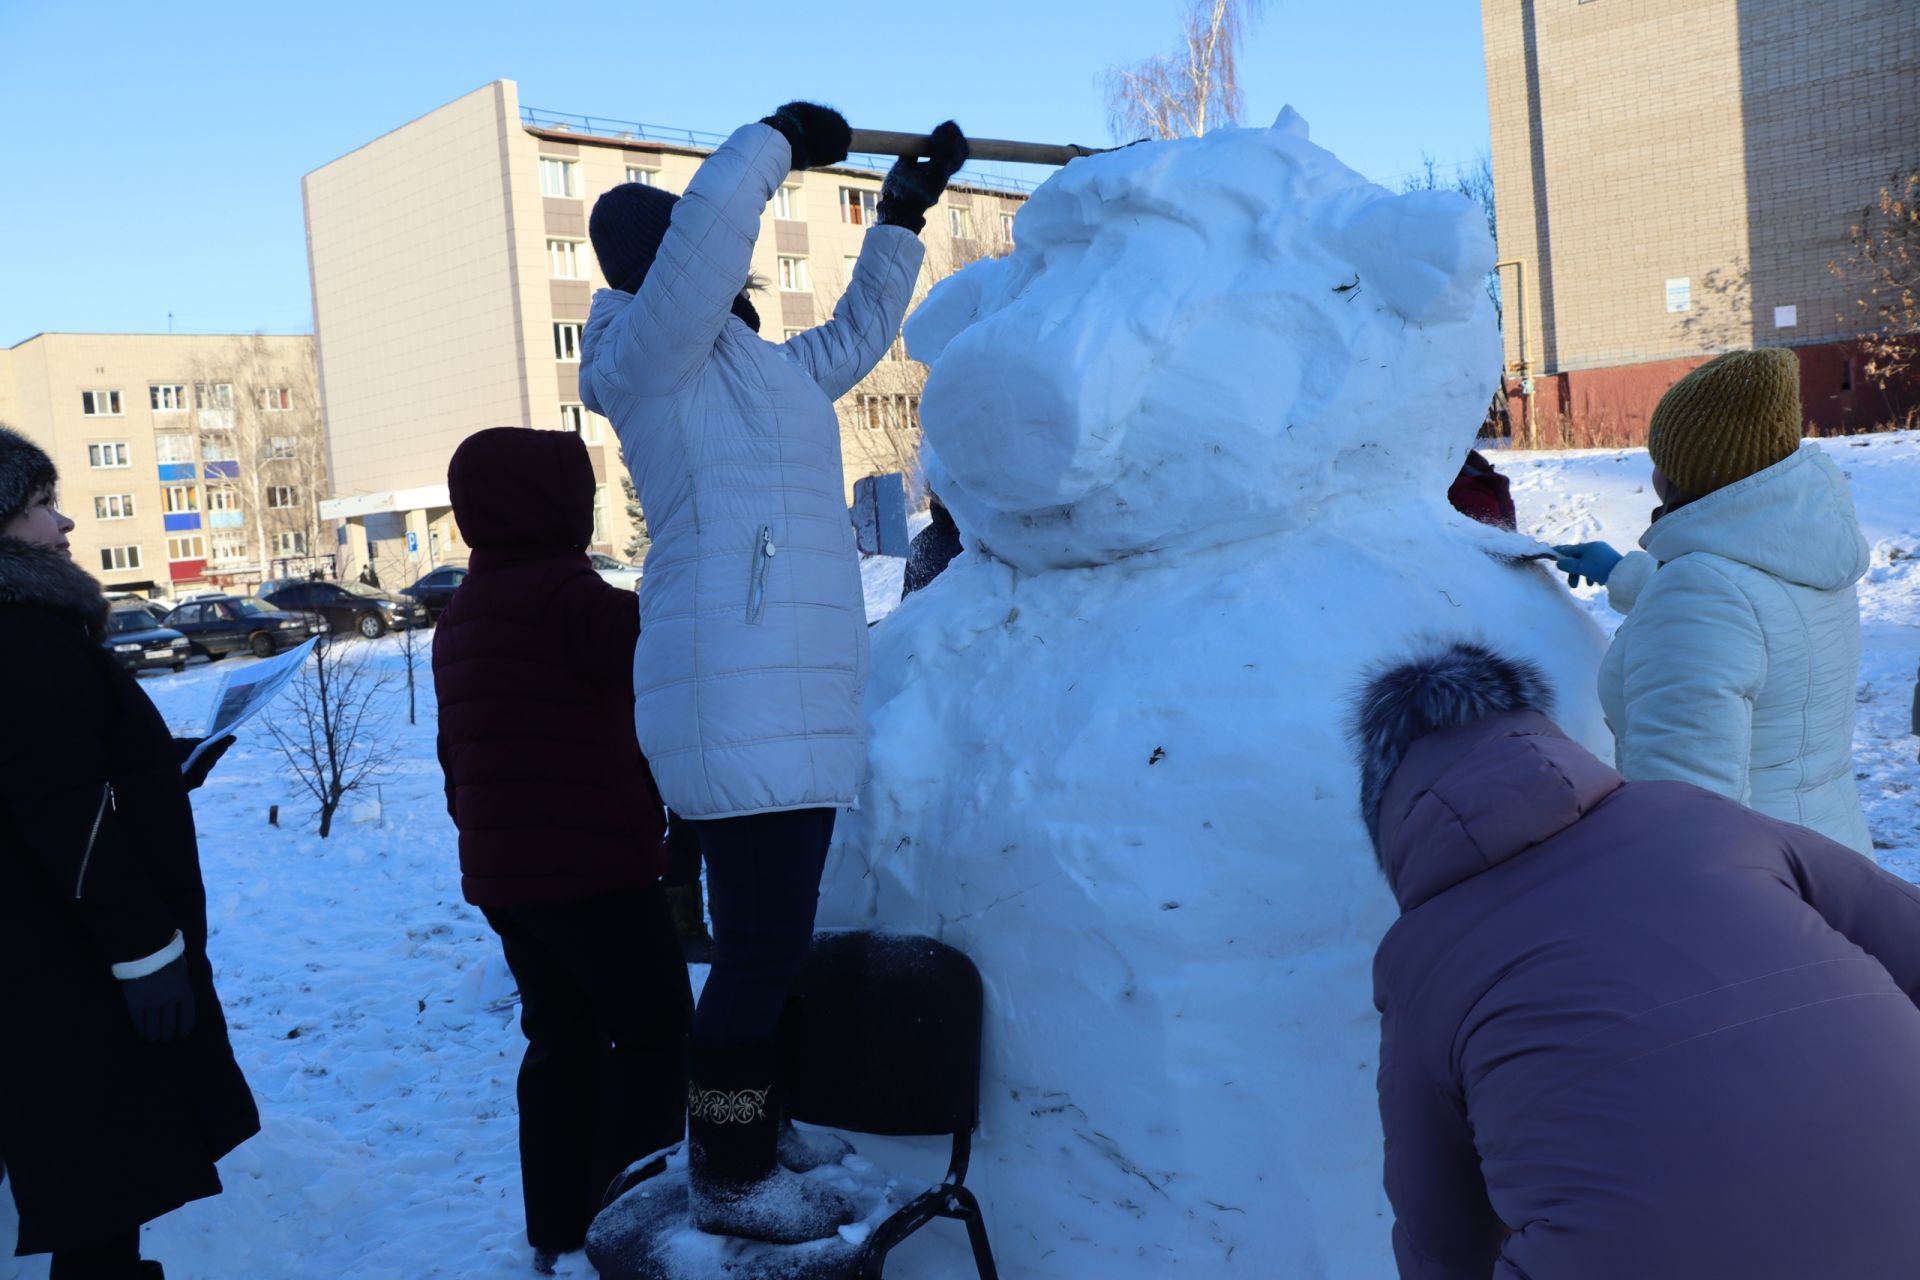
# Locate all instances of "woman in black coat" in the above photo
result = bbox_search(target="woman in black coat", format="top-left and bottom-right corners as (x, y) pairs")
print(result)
(0, 427), (256, 1279)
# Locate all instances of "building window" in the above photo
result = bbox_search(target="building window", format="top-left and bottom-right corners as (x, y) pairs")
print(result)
(840, 188), (878, 226)
(784, 328), (806, 341)
(209, 530), (248, 564)
(154, 433), (193, 463)
(166, 534), (206, 563)
(548, 239), (589, 279)
(859, 393), (921, 434)
(150, 384), (187, 412)
(592, 484), (608, 544)
(777, 256), (809, 292)
(774, 185), (802, 220)
(274, 530), (307, 555)
(206, 485), (241, 512)
(81, 389), (122, 416)
(560, 403), (604, 444)
(94, 494), (135, 520)
(267, 435), (298, 459)
(625, 165), (658, 186)
(194, 382), (233, 410)
(162, 483), (200, 514)
(1000, 212), (1016, 243)
(99, 545), (143, 572)
(200, 435), (237, 462)
(88, 442), (130, 469)
(258, 387), (293, 411)
(554, 323), (582, 361)
(266, 485), (299, 509)
(948, 208), (973, 239)
(540, 157), (578, 198)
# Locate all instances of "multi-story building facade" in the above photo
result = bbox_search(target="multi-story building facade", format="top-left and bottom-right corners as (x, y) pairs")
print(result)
(0, 332), (325, 596)
(304, 79), (1027, 577)
(1482, 0), (1919, 440)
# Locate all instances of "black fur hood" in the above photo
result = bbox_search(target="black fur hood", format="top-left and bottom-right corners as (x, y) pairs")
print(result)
(1348, 640), (1557, 855)
(0, 537), (111, 642)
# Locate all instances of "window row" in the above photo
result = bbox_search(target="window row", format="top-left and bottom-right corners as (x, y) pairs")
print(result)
(80, 385), (295, 416)
(858, 393), (921, 434)
(90, 435), (308, 467)
(545, 157), (665, 198)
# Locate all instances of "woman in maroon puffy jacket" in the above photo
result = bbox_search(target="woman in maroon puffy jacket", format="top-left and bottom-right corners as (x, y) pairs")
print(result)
(433, 427), (689, 1274)
(1351, 640), (1920, 1280)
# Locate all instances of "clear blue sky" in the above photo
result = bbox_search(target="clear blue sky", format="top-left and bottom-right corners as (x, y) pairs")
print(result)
(0, 0), (1491, 348)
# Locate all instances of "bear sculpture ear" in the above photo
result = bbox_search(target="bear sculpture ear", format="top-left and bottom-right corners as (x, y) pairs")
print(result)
(1271, 105), (1310, 140)
(1333, 190), (1495, 326)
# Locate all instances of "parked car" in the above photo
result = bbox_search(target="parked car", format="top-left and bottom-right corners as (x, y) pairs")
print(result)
(259, 578), (429, 639)
(399, 566), (468, 623)
(102, 606), (191, 673)
(589, 553), (642, 591)
(163, 595), (324, 661)
(106, 594), (175, 628)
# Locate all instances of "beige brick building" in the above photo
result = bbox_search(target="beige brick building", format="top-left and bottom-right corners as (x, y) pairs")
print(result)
(1481, 0), (1919, 438)
(304, 79), (1026, 577)
(0, 332), (324, 596)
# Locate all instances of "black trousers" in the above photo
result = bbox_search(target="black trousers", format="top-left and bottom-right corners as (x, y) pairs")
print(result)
(49, 1227), (140, 1279)
(688, 808), (837, 1047)
(483, 884), (692, 1251)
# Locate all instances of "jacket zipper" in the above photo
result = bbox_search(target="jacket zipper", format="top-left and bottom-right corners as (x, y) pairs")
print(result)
(746, 525), (776, 624)
(75, 782), (114, 900)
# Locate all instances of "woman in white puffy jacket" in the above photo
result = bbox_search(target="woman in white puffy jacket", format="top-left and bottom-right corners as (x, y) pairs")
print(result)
(580, 101), (968, 1246)
(1553, 349), (1873, 854)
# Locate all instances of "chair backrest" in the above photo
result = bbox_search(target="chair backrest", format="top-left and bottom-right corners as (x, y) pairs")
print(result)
(788, 930), (983, 1138)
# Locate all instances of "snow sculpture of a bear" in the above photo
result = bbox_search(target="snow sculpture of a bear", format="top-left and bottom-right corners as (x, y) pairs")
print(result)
(816, 109), (1610, 1279)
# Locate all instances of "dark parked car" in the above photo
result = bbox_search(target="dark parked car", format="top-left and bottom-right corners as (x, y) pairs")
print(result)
(260, 578), (429, 640)
(102, 606), (191, 673)
(106, 595), (175, 628)
(400, 566), (468, 623)
(163, 595), (323, 661)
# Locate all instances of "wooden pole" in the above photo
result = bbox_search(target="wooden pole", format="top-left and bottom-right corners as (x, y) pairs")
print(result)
(847, 129), (1112, 167)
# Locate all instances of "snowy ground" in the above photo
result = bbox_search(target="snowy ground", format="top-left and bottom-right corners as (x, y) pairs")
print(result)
(3, 435), (1915, 1279)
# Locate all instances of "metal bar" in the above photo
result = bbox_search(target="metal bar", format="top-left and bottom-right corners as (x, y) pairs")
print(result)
(848, 128), (1110, 167)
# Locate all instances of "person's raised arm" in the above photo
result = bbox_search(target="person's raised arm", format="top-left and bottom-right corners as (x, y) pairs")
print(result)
(593, 103), (850, 398)
(779, 122), (964, 398)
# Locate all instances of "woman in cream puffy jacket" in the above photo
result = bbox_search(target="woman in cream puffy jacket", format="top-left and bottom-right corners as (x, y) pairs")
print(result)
(1553, 349), (1873, 853)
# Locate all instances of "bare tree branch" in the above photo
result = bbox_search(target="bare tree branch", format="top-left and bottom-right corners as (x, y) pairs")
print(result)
(265, 638), (397, 837)
(1831, 164), (1920, 390)
(1104, 0), (1268, 142)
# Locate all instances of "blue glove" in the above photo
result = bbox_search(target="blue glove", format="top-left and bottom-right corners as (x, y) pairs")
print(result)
(1551, 542), (1623, 588)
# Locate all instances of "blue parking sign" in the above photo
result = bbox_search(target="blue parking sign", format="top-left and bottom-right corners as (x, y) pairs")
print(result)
(406, 531), (419, 554)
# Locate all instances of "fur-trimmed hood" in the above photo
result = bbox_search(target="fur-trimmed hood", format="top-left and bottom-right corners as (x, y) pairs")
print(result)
(0, 537), (110, 641)
(1350, 641), (1624, 911)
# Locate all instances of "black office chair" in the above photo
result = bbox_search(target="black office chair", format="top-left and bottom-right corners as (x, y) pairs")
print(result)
(589, 930), (998, 1280)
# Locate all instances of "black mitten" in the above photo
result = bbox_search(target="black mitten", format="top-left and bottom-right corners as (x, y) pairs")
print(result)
(876, 121), (970, 234)
(759, 102), (850, 171)
(175, 734), (236, 792)
(121, 956), (197, 1043)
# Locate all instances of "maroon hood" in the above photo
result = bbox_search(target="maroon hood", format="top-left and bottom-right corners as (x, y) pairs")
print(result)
(448, 427), (594, 551)
(1376, 710), (1625, 912)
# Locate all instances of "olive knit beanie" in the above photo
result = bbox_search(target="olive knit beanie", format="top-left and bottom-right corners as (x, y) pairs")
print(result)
(1646, 348), (1802, 498)
(0, 424), (58, 531)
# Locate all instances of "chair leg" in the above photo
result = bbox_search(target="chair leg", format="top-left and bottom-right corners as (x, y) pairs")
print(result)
(948, 1186), (999, 1280)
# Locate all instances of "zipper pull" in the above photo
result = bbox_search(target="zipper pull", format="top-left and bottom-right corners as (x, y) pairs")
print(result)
(762, 532), (777, 557)
(108, 784), (117, 811)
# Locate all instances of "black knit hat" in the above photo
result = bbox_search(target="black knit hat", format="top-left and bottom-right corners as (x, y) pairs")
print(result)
(589, 182), (680, 295)
(0, 424), (58, 531)
(588, 182), (763, 332)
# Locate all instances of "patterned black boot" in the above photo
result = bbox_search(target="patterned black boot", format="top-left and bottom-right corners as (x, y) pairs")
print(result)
(687, 1037), (853, 1244)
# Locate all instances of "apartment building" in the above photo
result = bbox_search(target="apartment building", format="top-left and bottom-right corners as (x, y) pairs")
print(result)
(1482, 0), (1919, 438)
(0, 332), (324, 596)
(304, 79), (1027, 577)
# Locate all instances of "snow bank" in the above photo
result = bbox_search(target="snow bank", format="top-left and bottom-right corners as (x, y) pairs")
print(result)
(817, 112), (1611, 1277)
